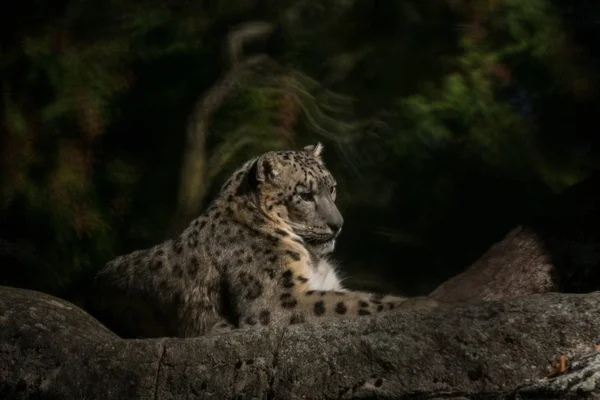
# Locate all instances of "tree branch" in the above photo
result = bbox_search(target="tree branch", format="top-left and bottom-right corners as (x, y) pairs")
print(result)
(165, 22), (276, 238)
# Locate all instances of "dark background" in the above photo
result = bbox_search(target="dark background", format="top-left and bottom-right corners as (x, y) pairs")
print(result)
(1, 0), (599, 307)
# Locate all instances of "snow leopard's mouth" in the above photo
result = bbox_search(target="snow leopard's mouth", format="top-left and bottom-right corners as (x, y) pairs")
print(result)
(306, 240), (336, 256)
(305, 232), (340, 255)
(305, 232), (338, 246)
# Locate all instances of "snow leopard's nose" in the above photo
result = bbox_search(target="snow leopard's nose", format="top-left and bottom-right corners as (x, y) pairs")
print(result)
(327, 218), (343, 235)
(315, 194), (344, 235)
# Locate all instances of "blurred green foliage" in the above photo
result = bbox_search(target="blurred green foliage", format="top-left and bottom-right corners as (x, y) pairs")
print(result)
(1, 0), (599, 303)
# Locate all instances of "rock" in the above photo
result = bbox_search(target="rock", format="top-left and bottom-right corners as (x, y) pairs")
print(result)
(3, 285), (600, 399)
(431, 172), (600, 304)
(430, 225), (557, 303)
(516, 352), (600, 399)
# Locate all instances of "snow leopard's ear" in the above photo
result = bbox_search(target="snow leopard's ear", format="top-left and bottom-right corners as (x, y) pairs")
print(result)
(254, 152), (285, 184)
(238, 153), (282, 195)
(303, 142), (324, 159)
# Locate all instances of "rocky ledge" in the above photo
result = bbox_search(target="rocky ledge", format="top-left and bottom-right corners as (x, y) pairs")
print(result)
(2, 285), (600, 399)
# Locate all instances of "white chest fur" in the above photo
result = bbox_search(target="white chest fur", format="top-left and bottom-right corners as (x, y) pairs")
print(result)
(306, 258), (346, 291)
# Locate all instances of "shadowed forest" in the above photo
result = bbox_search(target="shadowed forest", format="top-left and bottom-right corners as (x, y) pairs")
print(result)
(1, 0), (599, 307)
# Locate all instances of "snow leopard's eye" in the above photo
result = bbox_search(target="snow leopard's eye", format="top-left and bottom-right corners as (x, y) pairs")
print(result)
(299, 192), (313, 202)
